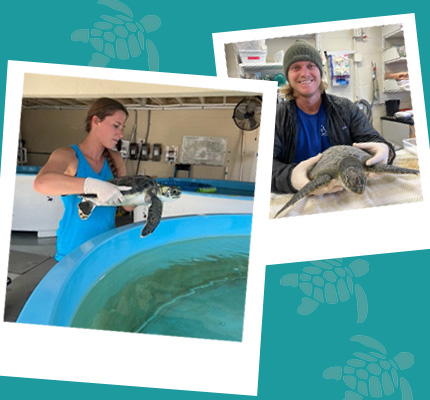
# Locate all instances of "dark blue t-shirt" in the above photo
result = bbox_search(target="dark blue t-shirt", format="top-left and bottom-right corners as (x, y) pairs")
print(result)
(294, 103), (332, 163)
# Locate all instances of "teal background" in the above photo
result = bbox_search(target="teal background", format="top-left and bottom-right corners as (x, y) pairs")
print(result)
(1, 1), (429, 398)
(264, 252), (429, 399)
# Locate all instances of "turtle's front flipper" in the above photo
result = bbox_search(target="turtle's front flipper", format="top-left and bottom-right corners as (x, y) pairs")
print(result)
(274, 174), (332, 218)
(399, 377), (413, 400)
(141, 195), (162, 237)
(367, 164), (419, 175)
(354, 283), (368, 324)
(78, 201), (96, 220)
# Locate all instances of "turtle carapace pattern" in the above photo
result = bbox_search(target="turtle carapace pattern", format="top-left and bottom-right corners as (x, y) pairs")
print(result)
(78, 175), (181, 237)
(323, 335), (414, 399)
(275, 145), (419, 218)
(71, 0), (161, 68)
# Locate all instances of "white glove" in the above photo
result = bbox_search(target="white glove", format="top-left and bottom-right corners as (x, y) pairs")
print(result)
(353, 142), (390, 166)
(84, 178), (131, 205)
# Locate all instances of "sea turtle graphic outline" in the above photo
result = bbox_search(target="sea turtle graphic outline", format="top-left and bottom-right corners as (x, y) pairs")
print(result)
(323, 335), (414, 399)
(280, 259), (369, 323)
(71, 0), (160, 69)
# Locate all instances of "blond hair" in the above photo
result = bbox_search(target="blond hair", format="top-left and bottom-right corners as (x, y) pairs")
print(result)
(280, 81), (329, 100)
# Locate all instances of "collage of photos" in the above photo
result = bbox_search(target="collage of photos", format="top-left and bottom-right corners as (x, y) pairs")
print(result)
(1, 9), (430, 400)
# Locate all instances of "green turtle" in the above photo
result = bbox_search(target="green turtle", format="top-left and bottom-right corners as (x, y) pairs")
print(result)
(78, 175), (181, 237)
(71, 0), (161, 68)
(280, 259), (369, 323)
(275, 145), (420, 218)
(323, 335), (414, 400)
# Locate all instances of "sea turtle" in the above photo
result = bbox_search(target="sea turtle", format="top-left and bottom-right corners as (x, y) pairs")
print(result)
(71, 0), (161, 68)
(323, 335), (414, 400)
(78, 175), (181, 237)
(280, 259), (369, 323)
(275, 145), (419, 218)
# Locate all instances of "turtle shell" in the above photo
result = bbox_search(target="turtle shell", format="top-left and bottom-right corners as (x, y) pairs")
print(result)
(331, 351), (407, 398)
(323, 336), (414, 399)
(308, 145), (371, 180)
(110, 175), (159, 196)
(296, 259), (368, 305)
(87, 14), (146, 60)
(71, 0), (161, 66)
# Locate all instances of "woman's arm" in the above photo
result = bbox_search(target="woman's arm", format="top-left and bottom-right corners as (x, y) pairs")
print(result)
(33, 147), (85, 195)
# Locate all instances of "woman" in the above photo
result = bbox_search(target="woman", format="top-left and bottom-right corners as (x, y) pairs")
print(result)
(34, 97), (133, 261)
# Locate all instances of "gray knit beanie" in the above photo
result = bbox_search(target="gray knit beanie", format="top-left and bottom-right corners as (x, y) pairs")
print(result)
(283, 39), (323, 77)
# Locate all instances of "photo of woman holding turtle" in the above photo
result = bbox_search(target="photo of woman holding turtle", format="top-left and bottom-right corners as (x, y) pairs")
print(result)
(33, 97), (133, 261)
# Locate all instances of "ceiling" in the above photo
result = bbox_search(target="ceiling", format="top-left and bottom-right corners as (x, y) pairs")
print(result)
(21, 74), (260, 110)
(21, 95), (251, 110)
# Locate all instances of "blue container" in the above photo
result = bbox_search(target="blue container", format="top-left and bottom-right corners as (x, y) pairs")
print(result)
(16, 165), (41, 174)
(156, 177), (255, 197)
(17, 214), (252, 340)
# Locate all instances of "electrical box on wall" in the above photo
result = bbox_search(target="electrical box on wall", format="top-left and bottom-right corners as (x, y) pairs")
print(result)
(152, 143), (162, 162)
(353, 52), (363, 63)
(353, 28), (362, 38)
(165, 146), (178, 163)
(140, 143), (150, 161)
(129, 142), (139, 160)
(119, 140), (130, 159)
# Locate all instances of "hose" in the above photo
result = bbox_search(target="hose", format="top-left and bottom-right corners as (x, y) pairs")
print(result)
(354, 99), (373, 124)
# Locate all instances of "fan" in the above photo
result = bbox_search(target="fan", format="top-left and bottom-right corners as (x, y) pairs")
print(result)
(233, 97), (262, 131)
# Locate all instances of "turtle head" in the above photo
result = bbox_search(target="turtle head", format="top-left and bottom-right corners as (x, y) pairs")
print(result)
(393, 352), (414, 370)
(339, 157), (367, 194)
(159, 185), (181, 200)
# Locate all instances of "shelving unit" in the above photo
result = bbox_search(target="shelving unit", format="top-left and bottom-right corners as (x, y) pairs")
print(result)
(231, 35), (319, 103)
(237, 62), (283, 80)
(382, 24), (410, 94)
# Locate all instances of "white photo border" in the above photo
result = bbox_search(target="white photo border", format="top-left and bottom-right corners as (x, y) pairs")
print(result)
(0, 61), (278, 395)
(213, 13), (430, 266)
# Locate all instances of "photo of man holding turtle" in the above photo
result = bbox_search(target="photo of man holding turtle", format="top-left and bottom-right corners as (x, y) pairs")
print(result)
(272, 39), (395, 196)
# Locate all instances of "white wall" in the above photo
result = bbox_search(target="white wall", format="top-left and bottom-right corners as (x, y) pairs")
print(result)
(225, 25), (414, 136)
(21, 107), (259, 182)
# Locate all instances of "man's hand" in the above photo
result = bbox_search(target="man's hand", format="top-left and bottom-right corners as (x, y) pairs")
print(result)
(291, 153), (343, 196)
(353, 142), (389, 166)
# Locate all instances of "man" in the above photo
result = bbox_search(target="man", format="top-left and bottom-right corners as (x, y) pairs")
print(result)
(272, 40), (395, 194)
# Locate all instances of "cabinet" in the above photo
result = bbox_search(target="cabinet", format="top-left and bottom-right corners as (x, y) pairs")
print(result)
(381, 117), (414, 147)
(231, 35), (318, 99)
(13, 170), (64, 237)
(382, 24), (410, 94)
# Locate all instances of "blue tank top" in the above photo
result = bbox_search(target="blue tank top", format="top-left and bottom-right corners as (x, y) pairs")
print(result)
(294, 103), (331, 163)
(55, 145), (116, 261)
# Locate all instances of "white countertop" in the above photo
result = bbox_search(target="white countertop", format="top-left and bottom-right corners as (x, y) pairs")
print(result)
(270, 149), (422, 219)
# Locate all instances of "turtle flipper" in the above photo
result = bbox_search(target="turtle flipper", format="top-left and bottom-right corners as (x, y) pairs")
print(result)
(140, 195), (162, 237)
(71, 29), (90, 43)
(78, 201), (96, 220)
(323, 366), (342, 380)
(297, 297), (319, 315)
(146, 39), (159, 71)
(354, 283), (368, 323)
(366, 163), (419, 175)
(344, 391), (364, 400)
(89, 53), (110, 67)
(400, 377), (414, 400)
(274, 174), (332, 218)
(350, 335), (387, 355)
(280, 273), (299, 287)
(98, 0), (134, 17)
